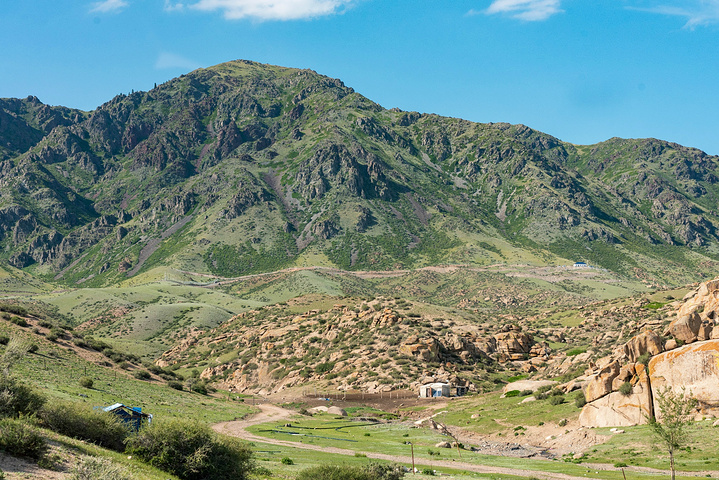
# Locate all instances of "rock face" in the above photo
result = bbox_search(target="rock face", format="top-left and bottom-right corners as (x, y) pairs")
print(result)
(583, 360), (621, 403)
(493, 327), (534, 362)
(649, 339), (719, 417)
(579, 371), (653, 427)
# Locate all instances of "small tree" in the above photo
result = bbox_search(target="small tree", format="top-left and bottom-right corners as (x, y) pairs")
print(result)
(647, 387), (697, 480)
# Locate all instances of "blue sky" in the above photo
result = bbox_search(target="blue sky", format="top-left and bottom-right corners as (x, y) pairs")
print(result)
(2, 0), (719, 154)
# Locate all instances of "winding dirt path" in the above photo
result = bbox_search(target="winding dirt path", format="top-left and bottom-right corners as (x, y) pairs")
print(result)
(213, 405), (600, 480)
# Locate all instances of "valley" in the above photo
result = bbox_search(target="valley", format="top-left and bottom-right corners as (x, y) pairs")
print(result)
(2, 59), (719, 480)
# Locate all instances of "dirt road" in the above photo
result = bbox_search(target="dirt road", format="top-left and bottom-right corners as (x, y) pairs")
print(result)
(214, 405), (602, 480)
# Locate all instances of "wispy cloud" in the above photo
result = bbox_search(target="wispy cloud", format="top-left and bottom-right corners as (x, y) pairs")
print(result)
(89, 0), (129, 13)
(630, 1), (719, 28)
(482, 0), (562, 21)
(164, 0), (186, 12)
(155, 52), (202, 70)
(189, 0), (353, 20)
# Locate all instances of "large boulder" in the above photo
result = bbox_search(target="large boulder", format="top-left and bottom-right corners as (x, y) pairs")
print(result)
(494, 328), (533, 362)
(583, 360), (620, 403)
(665, 313), (701, 344)
(622, 330), (663, 362)
(502, 380), (557, 394)
(579, 370), (653, 427)
(649, 339), (719, 417)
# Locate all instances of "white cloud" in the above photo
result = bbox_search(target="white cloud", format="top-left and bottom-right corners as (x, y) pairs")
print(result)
(190, 0), (353, 20)
(89, 0), (129, 13)
(631, 1), (719, 28)
(164, 0), (186, 12)
(484, 0), (562, 21)
(155, 52), (202, 70)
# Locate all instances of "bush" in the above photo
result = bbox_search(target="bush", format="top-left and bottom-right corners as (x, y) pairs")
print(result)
(0, 418), (46, 459)
(296, 463), (404, 480)
(69, 456), (133, 480)
(574, 391), (586, 408)
(549, 395), (565, 405)
(637, 352), (652, 365)
(125, 418), (253, 480)
(0, 375), (46, 418)
(0, 336), (8, 345)
(191, 382), (207, 395)
(79, 377), (94, 389)
(614, 462), (628, 468)
(133, 370), (151, 380)
(281, 457), (294, 465)
(9, 317), (27, 327)
(504, 390), (520, 397)
(167, 380), (183, 391)
(619, 381), (632, 396)
(39, 401), (130, 451)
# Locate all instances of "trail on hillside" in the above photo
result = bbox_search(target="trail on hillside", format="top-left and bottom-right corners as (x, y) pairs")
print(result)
(213, 405), (605, 480)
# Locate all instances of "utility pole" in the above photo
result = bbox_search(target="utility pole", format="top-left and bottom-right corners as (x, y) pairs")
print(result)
(411, 443), (415, 474)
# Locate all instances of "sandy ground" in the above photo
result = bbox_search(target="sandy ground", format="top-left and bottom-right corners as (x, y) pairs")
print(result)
(0, 451), (65, 480)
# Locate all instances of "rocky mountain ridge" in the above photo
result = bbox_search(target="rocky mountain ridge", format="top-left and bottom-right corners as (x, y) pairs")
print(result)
(1, 60), (719, 285)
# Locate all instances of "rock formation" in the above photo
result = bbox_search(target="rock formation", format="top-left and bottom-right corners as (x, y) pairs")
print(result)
(580, 277), (719, 427)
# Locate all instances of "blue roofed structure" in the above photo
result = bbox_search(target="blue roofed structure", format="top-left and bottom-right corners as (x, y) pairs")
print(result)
(101, 403), (152, 431)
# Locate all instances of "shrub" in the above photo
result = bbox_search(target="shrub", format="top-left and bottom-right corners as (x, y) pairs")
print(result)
(535, 392), (548, 400)
(0, 375), (45, 418)
(558, 418), (568, 427)
(9, 317), (27, 327)
(536, 385), (553, 393)
(281, 457), (294, 465)
(168, 380), (183, 391)
(637, 352), (652, 365)
(39, 401), (130, 451)
(133, 370), (151, 380)
(422, 469), (435, 476)
(619, 382), (632, 396)
(520, 389), (533, 396)
(614, 462), (628, 468)
(549, 395), (565, 405)
(125, 418), (253, 480)
(574, 391), (586, 408)
(27, 344), (38, 353)
(504, 390), (520, 397)
(191, 382), (207, 395)
(69, 456), (133, 480)
(79, 377), (94, 389)
(0, 418), (46, 459)
(0, 336), (8, 345)
(296, 464), (404, 480)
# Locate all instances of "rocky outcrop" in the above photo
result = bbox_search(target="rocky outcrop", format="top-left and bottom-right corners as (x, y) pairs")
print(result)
(399, 337), (440, 362)
(493, 326), (533, 362)
(580, 278), (719, 427)
(579, 369), (653, 427)
(622, 330), (663, 362)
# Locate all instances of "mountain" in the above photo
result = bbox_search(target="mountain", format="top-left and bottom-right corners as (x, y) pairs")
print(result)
(2, 59), (719, 287)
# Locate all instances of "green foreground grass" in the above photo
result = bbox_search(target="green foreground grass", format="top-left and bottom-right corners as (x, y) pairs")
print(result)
(245, 412), (719, 480)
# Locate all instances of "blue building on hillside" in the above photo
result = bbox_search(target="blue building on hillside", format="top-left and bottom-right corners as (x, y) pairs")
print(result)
(101, 403), (152, 431)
